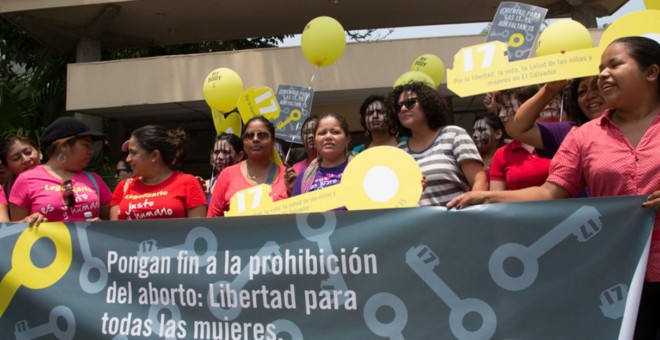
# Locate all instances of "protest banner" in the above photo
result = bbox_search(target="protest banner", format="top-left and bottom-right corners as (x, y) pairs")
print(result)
(0, 196), (654, 339)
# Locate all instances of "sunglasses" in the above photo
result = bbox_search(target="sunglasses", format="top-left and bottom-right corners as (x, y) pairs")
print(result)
(62, 180), (75, 208)
(116, 168), (131, 176)
(396, 97), (418, 112)
(243, 131), (271, 141)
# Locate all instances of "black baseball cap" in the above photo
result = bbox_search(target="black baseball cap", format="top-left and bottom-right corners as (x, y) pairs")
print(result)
(40, 117), (107, 149)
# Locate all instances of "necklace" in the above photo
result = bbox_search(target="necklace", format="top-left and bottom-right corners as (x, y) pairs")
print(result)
(246, 162), (273, 182)
(246, 163), (260, 180)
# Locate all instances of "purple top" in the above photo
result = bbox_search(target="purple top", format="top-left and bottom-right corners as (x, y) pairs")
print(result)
(537, 121), (591, 197)
(536, 121), (575, 159)
(292, 161), (348, 196)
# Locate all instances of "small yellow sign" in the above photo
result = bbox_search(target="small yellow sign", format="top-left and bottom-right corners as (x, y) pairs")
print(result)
(447, 41), (599, 97)
(211, 109), (242, 137)
(447, 10), (660, 97)
(237, 87), (281, 123)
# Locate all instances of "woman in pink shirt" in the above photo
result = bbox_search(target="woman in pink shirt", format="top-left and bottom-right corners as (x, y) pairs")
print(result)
(448, 36), (660, 338)
(0, 134), (42, 198)
(207, 117), (289, 216)
(9, 117), (111, 225)
(0, 186), (8, 222)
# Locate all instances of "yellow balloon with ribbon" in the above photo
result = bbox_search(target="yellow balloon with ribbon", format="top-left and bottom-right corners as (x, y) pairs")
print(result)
(645, 0), (660, 10)
(410, 54), (445, 86)
(301, 16), (346, 67)
(203, 68), (244, 113)
(393, 71), (436, 88)
(535, 20), (593, 56)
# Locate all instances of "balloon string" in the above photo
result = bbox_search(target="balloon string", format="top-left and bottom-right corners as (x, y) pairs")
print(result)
(309, 66), (318, 88)
(284, 121), (301, 165)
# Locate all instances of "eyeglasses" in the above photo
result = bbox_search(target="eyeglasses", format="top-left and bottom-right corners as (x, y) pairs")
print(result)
(242, 131), (270, 141)
(396, 97), (418, 112)
(62, 180), (75, 208)
(116, 168), (131, 176)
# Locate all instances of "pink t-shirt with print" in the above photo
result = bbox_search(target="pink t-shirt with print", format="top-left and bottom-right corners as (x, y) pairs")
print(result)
(9, 165), (111, 221)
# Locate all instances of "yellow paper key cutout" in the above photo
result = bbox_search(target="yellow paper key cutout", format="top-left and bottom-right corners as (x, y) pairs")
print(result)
(0, 222), (73, 317)
(226, 146), (423, 216)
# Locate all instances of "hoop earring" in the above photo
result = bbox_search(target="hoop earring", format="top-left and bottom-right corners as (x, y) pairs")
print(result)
(57, 153), (65, 162)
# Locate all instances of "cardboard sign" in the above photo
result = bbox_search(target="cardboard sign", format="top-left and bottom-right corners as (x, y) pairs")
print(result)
(274, 85), (314, 144)
(486, 2), (547, 61)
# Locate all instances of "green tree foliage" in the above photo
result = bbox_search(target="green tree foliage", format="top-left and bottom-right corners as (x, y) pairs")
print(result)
(0, 17), (69, 140)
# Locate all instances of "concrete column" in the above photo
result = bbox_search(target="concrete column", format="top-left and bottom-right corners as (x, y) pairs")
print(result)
(568, 0), (598, 28)
(76, 37), (102, 62)
(74, 38), (106, 158)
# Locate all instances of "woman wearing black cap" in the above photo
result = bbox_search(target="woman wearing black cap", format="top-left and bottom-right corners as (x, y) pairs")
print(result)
(8, 117), (112, 225)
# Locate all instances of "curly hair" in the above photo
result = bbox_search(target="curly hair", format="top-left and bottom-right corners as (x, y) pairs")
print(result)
(386, 82), (450, 137)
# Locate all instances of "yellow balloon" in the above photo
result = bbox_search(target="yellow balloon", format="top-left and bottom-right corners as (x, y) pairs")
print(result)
(645, 0), (660, 10)
(393, 71), (436, 88)
(410, 54), (445, 85)
(599, 10), (660, 52)
(536, 20), (593, 56)
(203, 68), (244, 112)
(301, 16), (346, 67)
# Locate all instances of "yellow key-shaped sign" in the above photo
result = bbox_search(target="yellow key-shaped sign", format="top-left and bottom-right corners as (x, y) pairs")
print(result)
(226, 146), (423, 216)
(0, 222), (73, 317)
(237, 86), (281, 123)
(446, 40), (600, 97)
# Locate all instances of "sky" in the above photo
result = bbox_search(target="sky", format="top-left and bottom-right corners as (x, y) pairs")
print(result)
(279, 0), (646, 47)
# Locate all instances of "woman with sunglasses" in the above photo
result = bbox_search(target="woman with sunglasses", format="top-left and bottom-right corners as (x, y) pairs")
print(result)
(110, 125), (207, 220)
(208, 116), (288, 217)
(1, 133), (42, 199)
(388, 82), (487, 206)
(9, 117), (112, 225)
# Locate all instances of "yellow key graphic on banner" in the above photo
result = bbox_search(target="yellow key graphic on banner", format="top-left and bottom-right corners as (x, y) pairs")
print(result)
(226, 146), (423, 216)
(0, 222), (72, 317)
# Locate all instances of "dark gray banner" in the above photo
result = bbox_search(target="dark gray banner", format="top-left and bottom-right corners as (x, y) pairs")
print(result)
(0, 196), (654, 339)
